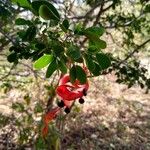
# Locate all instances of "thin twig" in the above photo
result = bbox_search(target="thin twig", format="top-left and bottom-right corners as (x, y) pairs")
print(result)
(118, 38), (150, 65)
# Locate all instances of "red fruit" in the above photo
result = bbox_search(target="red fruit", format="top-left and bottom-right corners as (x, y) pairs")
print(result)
(42, 125), (48, 137)
(43, 107), (60, 124)
(56, 74), (89, 102)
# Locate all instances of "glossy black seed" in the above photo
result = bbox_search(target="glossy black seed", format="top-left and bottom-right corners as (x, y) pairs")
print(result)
(83, 89), (87, 96)
(79, 98), (85, 104)
(64, 107), (70, 114)
(57, 100), (65, 108)
(63, 138), (67, 143)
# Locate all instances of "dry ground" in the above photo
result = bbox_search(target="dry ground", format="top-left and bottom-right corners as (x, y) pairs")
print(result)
(0, 74), (150, 150)
(62, 74), (150, 150)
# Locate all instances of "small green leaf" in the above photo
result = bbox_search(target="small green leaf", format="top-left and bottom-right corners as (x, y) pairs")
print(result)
(60, 19), (69, 32)
(22, 26), (37, 41)
(58, 61), (67, 74)
(17, 30), (26, 39)
(12, 0), (31, 9)
(96, 53), (111, 70)
(52, 41), (64, 56)
(74, 23), (84, 35)
(63, 19), (69, 29)
(7, 52), (18, 63)
(144, 4), (150, 13)
(76, 65), (87, 84)
(0, 5), (11, 17)
(88, 45), (99, 53)
(84, 54), (95, 72)
(15, 18), (32, 25)
(32, 1), (60, 21)
(91, 62), (101, 76)
(39, 5), (59, 20)
(75, 57), (83, 63)
(66, 45), (81, 61)
(69, 65), (76, 83)
(83, 26), (106, 49)
(84, 26), (105, 37)
(35, 137), (47, 150)
(46, 59), (57, 78)
(90, 39), (107, 49)
(33, 54), (53, 70)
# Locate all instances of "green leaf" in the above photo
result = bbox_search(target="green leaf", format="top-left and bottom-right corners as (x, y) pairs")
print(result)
(74, 23), (84, 35)
(88, 45), (98, 53)
(66, 45), (81, 61)
(69, 65), (76, 83)
(39, 5), (59, 21)
(84, 54), (95, 72)
(52, 41), (64, 56)
(76, 65), (87, 84)
(22, 26), (37, 41)
(74, 57), (83, 63)
(35, 137), (47, 150)
(32, 0), (60, 21)
(33, 54), (53, 70)
(46, 59), (57, 78)
(90, 39), (107, 49)
(83, 26), (106, 49)
(144, 4), (150, 13)
(12, 0), (31, 9)
(88, 40), (103, 53)
(7, 52), (18, 63)
(60, 19), (69, 32)
(58, 61), (67, 74)
(96, 53), (111, 70)
(17, 30), (26, 39)
(0, 5), (11, 17)
(91, 62), (101, 76)
(84, 26), (105, 37)
(15, 18), (32, 26)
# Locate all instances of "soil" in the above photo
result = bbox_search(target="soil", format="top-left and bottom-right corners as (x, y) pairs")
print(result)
(0, 74), (150, 150)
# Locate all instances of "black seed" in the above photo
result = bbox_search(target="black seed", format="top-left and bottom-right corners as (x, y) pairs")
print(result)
(83, 89), (87, 96)
(79, 98), (85, 104)
(63, 138), (67, 143)
(57, 100), (65, 108)
(64, 107), (70, 114)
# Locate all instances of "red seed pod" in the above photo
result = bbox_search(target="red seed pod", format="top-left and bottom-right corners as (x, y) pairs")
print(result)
(56, 74), (89, 102)
(42, 107), (61, 137)
(42, 125), (48, 137)
(43, 69), (89, 137)
(43, 107), (60, 124)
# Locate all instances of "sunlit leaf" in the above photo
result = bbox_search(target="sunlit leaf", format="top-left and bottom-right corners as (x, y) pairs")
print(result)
(33, 54), (53, 70)
(12, 0), (31, 9)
